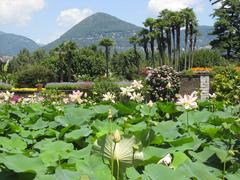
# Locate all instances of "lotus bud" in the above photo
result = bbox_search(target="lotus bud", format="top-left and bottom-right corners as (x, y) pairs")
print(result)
(132, 144), (139, 152)
(112, 129), (121, 143)
(108, 109), (112, 119)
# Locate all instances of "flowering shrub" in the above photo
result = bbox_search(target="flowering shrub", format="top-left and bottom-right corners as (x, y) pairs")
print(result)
(146, 66), (180, 101)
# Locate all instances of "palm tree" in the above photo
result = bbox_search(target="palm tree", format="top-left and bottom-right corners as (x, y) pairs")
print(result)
(188, 19), (198, 69)
(54, 41), (78, 82)
(62, 41), (78, 81)
(144, 18), (156, 67)
(129, 35), (140, 71)
(129, 36), (138, 54)
(138, 28), (150, 62)
(174, 12), (184, 71)
(181, 8), (197, 70)
(99, 38), (115, 78)
(154, 18), (166, 66)
(210, 0), (221, 4)
(160, 10), (173, 66)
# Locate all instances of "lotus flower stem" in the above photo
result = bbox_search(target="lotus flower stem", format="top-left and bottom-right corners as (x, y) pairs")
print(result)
(116, 158), (120, 180)
(111, 142), (117, 180)
(187, 111), (189, 134)
(222, 161), (226, 180)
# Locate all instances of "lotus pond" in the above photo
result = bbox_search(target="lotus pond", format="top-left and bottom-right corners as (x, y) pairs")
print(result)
(0, 98), (239, 180)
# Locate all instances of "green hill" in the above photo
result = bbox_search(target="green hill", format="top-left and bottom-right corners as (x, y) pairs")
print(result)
(0, 32), (39, 56)
(45, 13), (215, 51)
(44, 12), (141, 50)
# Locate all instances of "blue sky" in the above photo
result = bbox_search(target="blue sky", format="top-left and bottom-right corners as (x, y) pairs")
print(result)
(0, 0), (216, 44)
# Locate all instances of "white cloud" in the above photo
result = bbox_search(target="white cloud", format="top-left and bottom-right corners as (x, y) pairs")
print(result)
(195, 4), (204, 13)
(0, 0), (45, 25)
(148, 0), (196, 12)
(36, 30), (65, 45)
(57, 8), (93, 28)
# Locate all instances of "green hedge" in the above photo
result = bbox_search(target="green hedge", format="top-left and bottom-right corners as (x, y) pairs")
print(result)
(45, 81), (131, 91)
(0, 82), (13, 90)
(45, 82), (93, 90)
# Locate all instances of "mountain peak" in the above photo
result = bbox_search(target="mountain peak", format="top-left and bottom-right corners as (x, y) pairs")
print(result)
(61, 12), (140, 38)
(45, 12), (141, 50)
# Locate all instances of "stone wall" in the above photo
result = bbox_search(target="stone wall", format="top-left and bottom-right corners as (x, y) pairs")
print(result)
(179, 73), (211, 99)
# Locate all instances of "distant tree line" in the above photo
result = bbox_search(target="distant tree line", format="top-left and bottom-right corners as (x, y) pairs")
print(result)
(130, 8), (198, 71)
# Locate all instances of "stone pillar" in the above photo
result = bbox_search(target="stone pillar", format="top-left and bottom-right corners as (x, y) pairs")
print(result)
(200, 75), (210, 100)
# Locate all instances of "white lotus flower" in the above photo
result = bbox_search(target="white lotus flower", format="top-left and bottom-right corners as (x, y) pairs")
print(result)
(131, 80), (143, 90)
(176, 91), (198, 110)
(69, 90), (84, 104)
(130, 92), (144, 103)
(209, 93), (217, 99)
(147, 100), (154, 107)
(120, 86), (135, 97)
(158, 153), (172, 166)
(102, 92), (116, 103)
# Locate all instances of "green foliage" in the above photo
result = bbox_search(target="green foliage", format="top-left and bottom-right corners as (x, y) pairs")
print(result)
(15, 64), (55, 87)
(92, 78), (120, 102)
(180, 49), (228, 69)
(45, 82), (93, 90)
(146, 65), (180, 101)
(212, 66), (240, 104)
(210, 0), (240, 60)
(0, 82), (12, 90)
(0, 99), (238, 179)
(73, 48), (105, 78)
(111, 49), (141, 80)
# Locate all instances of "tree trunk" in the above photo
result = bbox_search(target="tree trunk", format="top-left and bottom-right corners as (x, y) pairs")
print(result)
(161, 27), (166, 65)
(192, 34), (197, 68)
(184, 21), (189, 70)
(150, 38), (155, 67)
(143, 41), (149, 61)
(176, 25), (181, 71)
(172, 26), (176, 67)
(156, 33), (163, 66)
(59, 52), (64, 82)
(105, 46), (109, 78)
(166, 29), (172, 65)
(189, 24), (193, 69)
